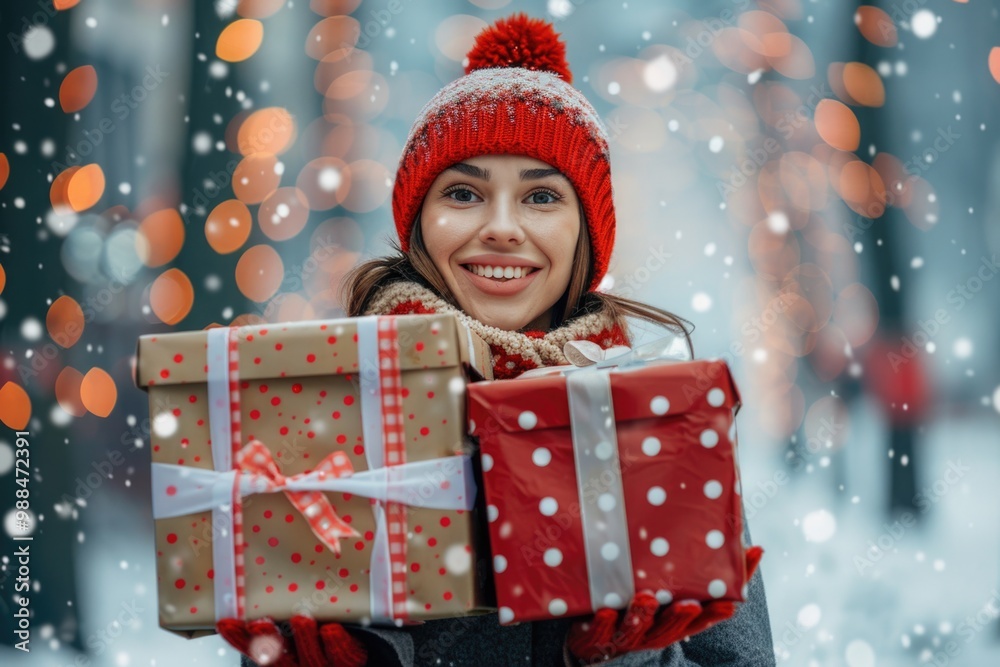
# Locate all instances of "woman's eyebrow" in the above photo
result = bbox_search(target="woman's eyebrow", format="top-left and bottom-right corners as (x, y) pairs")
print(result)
(445, 163), (567, 182)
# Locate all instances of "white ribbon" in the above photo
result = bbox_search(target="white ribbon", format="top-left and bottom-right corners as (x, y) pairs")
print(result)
(566, 368), (636, 611)
(205, 327), (239, 621)
(356, 315), (395, 625)
(517, 335), (692, 380)
(151, 455), (475, 520)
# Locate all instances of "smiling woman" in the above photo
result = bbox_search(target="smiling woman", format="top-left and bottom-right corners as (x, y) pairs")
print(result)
(230, 12), (781, 667)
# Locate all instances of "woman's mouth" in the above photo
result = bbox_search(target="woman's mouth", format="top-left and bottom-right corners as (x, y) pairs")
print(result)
(459, 263), (542, 296)
(462, 264), (538, 281)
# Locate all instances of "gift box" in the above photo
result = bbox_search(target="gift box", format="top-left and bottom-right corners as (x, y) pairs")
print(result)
(467, 356), (749, 624)
(136, 314), (494, 637)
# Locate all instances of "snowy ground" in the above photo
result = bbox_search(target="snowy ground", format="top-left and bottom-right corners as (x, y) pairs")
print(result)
(744, 400), (1000, 667)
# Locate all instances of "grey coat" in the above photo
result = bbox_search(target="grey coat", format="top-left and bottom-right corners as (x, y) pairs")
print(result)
(240, 507), (775, 666)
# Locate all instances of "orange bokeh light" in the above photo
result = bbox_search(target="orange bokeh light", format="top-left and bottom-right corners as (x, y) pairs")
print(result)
(233, 152), (280, 204)
(59, 65), (98, 113)
(67, 163), (106, 212)
(206, 200), (253, 254)
(258, 187), (310, 241)
(814, 99), (860, 152)
(137, 208), (185, 267)
(55, 366), (87, 417)
(50, 166), (80, 211)
(0, 152), (8, 190)
(236, 245), (285, 302)
(47, 295), (85, 348)
(0, 382), (31, 430)
(855, 6), (897, 48)
(990, 47), (1000, 85)
(150, 268), (195, 325)
(216, 19), (264, 63)
(296, 157), (350, 210)
(237, 107), (296, 156)
(305, 16), (360, 60)
(237, 0), (285, 18)
(81, 368), (117, 418)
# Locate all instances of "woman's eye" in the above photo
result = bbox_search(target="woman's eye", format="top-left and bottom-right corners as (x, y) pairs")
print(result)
(528, 191), (560, 205)
(446, 188), (479, 203)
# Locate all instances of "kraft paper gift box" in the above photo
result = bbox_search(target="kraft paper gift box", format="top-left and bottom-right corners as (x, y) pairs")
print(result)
(135, 314), (494, 637)
(467, 354), (750, 625)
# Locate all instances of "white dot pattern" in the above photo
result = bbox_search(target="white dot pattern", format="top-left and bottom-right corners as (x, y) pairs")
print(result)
(700, 429), (719, 448)
(707, 388), (725, 407)
(544, 548), (563, 567)
(494, 555), (507, 573)
(650, 396), (670, 415)
(601, 542), (620, 561)
(641, 436), (661, 456)
(708, 579), (727, 598)
(647, 486), (666, 506)
(704, 480), (723, 499)
(518, 410), (538, 430)
(706, 530), (725, 549)
(532, 447), (551, 467)
(482, 453), (493, 472)
(650, 538), (669, 557)
(539, 497), (558, 516)
(549, 598), (568, 616)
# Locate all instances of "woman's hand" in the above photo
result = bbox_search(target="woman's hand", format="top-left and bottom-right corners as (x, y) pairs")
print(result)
(217, 614), (367, 667)
(565, 546), (764, 665)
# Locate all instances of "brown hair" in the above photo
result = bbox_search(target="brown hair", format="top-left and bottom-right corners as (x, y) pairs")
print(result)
(341, 206), (695, 358)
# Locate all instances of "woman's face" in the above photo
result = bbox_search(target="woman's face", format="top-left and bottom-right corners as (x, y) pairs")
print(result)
(419, 154), (581, 331)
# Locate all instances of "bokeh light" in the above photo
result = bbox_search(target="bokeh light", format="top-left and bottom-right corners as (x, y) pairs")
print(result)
(55, 366), (87, 417)
(0, 382), (31, 430)
(235, 244), (284, 302)
(46, 295), (85, 348)
(137, 209), (185, 268)
(80, 367), (117, 417)
(206, 200), (252, 254)
(150, 268), (195, 325)
(216, 19), (264, 63)
(257, 187), (310, 241)
(59, 65), (98, 113)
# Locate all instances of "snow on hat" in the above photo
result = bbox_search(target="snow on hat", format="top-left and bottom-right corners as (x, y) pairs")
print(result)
(392, 13), (615, 292)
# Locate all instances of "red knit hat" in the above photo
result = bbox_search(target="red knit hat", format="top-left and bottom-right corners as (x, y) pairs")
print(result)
(392, 13), (615, 292)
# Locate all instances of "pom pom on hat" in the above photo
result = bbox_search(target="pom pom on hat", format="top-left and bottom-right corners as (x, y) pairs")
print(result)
(464, 12), (573, 83)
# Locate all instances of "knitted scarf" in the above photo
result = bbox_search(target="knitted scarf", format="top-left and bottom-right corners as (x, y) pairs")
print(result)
(363, 280), (631, 380)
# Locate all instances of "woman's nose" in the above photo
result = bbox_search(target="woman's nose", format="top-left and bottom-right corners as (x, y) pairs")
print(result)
(478, 200), (526, 245)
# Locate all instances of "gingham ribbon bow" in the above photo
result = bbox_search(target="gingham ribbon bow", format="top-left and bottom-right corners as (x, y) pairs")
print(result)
(234, 440), (359, 556)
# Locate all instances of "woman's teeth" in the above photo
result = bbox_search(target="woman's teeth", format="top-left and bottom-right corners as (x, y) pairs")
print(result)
(464, 264), (536, 280)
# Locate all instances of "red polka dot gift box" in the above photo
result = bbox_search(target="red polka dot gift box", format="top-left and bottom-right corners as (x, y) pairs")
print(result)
(135, 314), (494, 637)
(467, 357), (752, 625)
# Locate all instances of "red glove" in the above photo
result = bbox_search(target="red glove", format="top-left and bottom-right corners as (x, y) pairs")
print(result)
(566, 546), (764, 665)
(217, 614), (367, 667)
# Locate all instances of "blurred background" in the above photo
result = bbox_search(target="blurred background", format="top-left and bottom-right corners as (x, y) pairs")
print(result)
(1, 0), (999, 665)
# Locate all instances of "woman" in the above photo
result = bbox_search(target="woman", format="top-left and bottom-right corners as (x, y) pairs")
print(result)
(222, 13), (775, 667)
